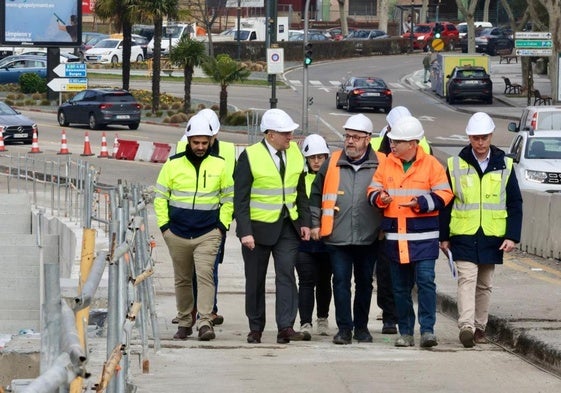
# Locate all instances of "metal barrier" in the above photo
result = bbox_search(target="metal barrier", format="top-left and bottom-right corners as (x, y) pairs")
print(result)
(0, 153), (158, 393)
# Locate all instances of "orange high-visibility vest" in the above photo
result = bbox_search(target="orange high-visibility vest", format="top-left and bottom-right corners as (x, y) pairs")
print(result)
(319, 150), (342, 237)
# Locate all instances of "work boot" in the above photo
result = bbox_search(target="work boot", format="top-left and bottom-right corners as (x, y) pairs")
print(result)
(459, 326), (475, 348)
(173, 326), (193, 340)
(198, 325), (215, 341)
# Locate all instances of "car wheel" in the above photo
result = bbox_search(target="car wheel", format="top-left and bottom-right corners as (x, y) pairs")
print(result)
(383, 106), (391, 114)
(89, 113), (99, 130)
(486, 96), (493, 105)
(489, 45), (497, 56)
(58, 110), (69, 126)
(111, 55), (119, 64)
(336, 94), (343, 109)
(129, 122), (140, 130)
(346, 98), (353, 112)
(136, 54), (143, 62)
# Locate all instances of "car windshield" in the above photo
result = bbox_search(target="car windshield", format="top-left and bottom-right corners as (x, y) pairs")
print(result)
(0, 102), (17, 115)
(95, 39), (119, 49)
(457, 69), (487, 78)
(104, 93), (135, 103)
(525, 137), (561, 159)
(534, 112), (561, 131)
(234, 30), (251, 40)
(163, 26), (185, 38)
(414, 25), (432, 33)
(458, 25), (467, 33)
(355, 78), (385, 88)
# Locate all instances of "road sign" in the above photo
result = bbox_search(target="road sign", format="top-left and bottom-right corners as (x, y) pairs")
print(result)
(267, 48), (284, 74)
(431, 38), (444, 52)
(47, 78), (88, 92)
(515, 48), (553, 56)
(515, 31), (552, 40)
(515, 40), (552, 49)
(53, 63), (88, 78)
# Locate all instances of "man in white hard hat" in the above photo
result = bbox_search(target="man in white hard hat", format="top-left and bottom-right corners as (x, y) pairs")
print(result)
(234, 108), (311, 344)
(439, 112), (523, 348)
(310, 113), (383, 345)
(296, 134), (333, 339)
(368, 115), (453, 348)
(154, 114), (234, 341)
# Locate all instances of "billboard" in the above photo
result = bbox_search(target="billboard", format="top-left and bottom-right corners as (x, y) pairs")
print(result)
(82, 0), (95, 15)
(0, 0), (82, 46)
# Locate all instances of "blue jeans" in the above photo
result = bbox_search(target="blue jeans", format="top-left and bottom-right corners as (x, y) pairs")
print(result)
(389, 259), (436, 336)
(327, 244), (376, 332)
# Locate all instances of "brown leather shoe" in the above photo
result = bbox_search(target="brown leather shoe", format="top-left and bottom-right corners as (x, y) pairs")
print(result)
(198, 325), (215, 341)
(277, 327), (305, 344)
(247, 331), (262, 344)
(474, 328), (487, 344)
(211, 313), (224, 326)
(173, 326), (193, 340)
(171, 308), (197, 326)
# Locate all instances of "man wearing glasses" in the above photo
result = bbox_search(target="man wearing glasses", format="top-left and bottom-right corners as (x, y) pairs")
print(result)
(367, 116), (452, 348)
(310, 113), (383, 345)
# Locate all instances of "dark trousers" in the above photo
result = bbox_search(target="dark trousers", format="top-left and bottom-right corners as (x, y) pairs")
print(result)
(295, 251), (332, 325)
(376, 240), (397, 325)
(242, 222), (300, 332)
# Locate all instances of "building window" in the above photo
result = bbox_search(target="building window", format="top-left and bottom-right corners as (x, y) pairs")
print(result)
(349, 0), (378, 16)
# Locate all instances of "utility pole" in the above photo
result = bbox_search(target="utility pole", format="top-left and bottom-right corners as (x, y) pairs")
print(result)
(267, 0), (278, 108)
(236, 0), (241, 61)
(409, 0), (415, 53)
(302, 0), (311, 133)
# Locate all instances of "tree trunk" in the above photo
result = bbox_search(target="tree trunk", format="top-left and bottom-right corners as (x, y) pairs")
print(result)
(219, 85), (228, 121)
(338, 1), (348, 36)
(183, 66), (194, 114)
(378, 0), (389, 33)
(152, 17), (163, 113)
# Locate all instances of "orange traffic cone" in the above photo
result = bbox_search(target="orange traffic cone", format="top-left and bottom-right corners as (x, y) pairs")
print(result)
(0, 130), (7, 152)
(98, 132), (109, 158)
(111, 133), (120, 158)
(28, 130), (42, 153)
(57, 129), (71, 155)
(81, 131), (94, 156)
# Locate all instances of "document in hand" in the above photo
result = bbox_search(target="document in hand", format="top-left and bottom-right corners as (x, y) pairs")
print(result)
(446, 249), (458, 280)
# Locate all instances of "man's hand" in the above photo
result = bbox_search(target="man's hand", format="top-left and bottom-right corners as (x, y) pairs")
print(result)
(300, 226), (311, 241)
(379, 190), (393, 205)
(310, 227), (321, 241)
(399, 197), (418, 208)
(499, 239), (516, 253)
(241, 235), (255, 250)
(439, 240), (450, 254)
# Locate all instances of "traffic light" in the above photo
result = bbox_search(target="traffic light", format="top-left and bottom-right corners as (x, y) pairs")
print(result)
(434, 23), (442, 39)
(304, 43), (313, 67)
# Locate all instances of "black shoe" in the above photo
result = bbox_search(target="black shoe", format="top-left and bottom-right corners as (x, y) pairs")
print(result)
(277, 327), (305, 344)
(198, 325), (215, 341)
(333, 329), (352, 345)
(247, 331), (262, 344)
(173, 326), (193, 340)
(382, 322), (397, 335)
(210, 313), (224, 326)
(353, 328), (373, 343)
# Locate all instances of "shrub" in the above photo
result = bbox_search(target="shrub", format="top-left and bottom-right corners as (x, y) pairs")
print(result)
(40, 99), (51, 106)
(169, 113), (186, 123)
(155, 111), (163, 117)
(31, 93), (42, 100)
(163, 117), (171, 123)
(6, 93), (17, 100)
(167, 110), (175, 116)
(225, 111), (248, 126)
(145, 112), (152, 117)
(19, 73), (47, 94)
(171, 102), (182, 110)
(160, 103), (169, 110)
(4, 99), (14, 106)
(24, 99), (36, 105)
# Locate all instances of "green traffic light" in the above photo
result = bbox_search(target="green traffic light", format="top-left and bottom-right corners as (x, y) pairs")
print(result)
(435, 33), (441, 39)
(304, 57), (312, 66)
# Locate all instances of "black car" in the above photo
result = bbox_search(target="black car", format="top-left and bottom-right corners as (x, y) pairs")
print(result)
(462, 27), (513, 55)
(0, 101), (38, 144)
(57, 89), (141, 130)
(336, 76), (392, 113)
(344, 29), (389, 40)
(446, 66), (493, 105)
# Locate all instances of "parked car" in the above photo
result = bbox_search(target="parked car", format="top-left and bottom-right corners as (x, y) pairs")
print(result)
(446, 65), (493, 104)
(508, 106), (561, 133)
(80, 33), (109, 60)
(0, 55), (47, 84)
(17, 49), (80, 63)
(325, 27), (355, 41)
(344, 29), (389, 40)
(336, 76), (392, 113)
(402, 22), (459, 51)
(84, 38), (144, 64)
(288, 31), (329, 41)
(466, 27), (514, 55)
(0, 101), (38, 144)
(456, 21), (493, 39)
(131, 34), (150, 58)
(57, 89), (141, 130)
(507, 130), (561, 192)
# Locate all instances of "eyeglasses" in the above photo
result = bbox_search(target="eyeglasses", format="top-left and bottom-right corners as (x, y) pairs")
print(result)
(343, 134), (369, 142)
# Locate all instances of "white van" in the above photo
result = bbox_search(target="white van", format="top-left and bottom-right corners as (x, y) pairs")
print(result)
(147, 23), (197, 57)
(457, 21), (493, 39)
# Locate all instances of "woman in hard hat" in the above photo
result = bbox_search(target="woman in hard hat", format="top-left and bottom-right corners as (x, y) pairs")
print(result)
(367, 115), (453, 348)
(296, 134), (333, 339)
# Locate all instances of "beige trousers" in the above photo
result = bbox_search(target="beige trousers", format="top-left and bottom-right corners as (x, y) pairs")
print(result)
(456, 260), (495, 331)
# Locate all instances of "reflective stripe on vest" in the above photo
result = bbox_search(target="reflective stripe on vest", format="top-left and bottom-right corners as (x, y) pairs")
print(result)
(246, 142), (303, 223)
(447, 156), (512, 237)
(320, 150), (343, 237)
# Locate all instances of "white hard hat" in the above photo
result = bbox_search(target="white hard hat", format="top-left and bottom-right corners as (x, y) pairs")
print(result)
(198, 108), (220, 135)
(260, 109), (299, 132)
(466, 112), (495, 135)
(387, 115), (424, 141)
(343, 113), (373, 134)
(184, 114), (213, 138)
(301, 134), (330, 157)
(386, 106), (412, 128)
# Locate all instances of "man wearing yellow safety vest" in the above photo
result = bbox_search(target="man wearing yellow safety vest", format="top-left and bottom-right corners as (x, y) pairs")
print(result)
(439, 112), (523, 348)
(173, 108), (237, 327)
(368, 115), (453, 348)
(310, 113), (383, 345)
(154, 114), (234, 341)
(234, 108), (311, 344)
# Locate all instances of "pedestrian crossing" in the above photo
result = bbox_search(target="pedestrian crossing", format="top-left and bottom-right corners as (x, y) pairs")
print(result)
(288, 80), (407, 92)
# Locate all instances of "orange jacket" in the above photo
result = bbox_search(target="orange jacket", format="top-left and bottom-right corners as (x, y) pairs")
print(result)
(367, 147), (453, 264)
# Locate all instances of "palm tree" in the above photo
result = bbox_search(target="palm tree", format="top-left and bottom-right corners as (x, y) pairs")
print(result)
(200, 54), (251, 121)
(169, 36), (208, 114)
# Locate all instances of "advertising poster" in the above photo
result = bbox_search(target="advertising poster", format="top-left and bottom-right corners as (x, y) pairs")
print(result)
(2, 0), (81, 45)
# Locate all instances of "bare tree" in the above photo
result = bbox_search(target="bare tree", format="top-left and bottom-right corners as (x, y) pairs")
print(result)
(188, 0), (227, 57)
(338, 1), (348, 36)
(535, 0), (561, 101)
(455, 0), (481, 54)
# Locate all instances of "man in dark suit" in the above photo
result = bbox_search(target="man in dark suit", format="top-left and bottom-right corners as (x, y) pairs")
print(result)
(234, 108), (311, 344)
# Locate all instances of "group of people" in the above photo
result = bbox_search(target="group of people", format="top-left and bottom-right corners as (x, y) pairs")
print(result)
(154, 105), (522, 349)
